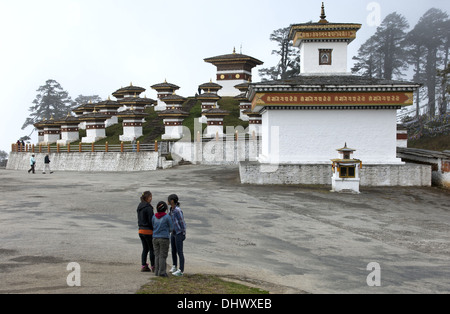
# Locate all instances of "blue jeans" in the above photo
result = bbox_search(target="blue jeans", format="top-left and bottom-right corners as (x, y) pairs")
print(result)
(171, 233), (185, 272)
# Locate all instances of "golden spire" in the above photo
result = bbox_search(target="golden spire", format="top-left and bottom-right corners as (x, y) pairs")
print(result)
(233, 47), (236, 54)
(319, 2), (328, 24)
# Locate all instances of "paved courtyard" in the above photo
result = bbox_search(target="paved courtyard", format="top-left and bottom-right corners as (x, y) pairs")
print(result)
(0, 165), (449, 294)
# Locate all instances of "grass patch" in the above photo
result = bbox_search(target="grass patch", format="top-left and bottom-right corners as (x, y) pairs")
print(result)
(136, 274), (269, 294)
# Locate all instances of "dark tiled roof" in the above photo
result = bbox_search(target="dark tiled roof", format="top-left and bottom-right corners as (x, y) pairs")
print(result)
(199, 81), (222, 90)
(151, 81), (180, 90)
(56, 115), (80, 124)
(204, 52), (263, 66)
(95, 99), (122, 108)
(203, 108), (229, 116)
(116, 110), (149, 118)
(118, 97), (157, 105)
(112, 85), (146, 97)
(196, 93), (221, 101)
(158, 108), (189, 117)
(161, 94), (186, 103)
(78, 111), (110, 121)
(234, 82), (250, 91)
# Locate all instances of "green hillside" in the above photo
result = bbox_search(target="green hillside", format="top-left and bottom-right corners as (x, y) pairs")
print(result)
(86, 96), (248, 145)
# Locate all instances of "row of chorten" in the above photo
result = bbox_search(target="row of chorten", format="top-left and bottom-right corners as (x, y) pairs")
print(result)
(33, 79), (262, 145)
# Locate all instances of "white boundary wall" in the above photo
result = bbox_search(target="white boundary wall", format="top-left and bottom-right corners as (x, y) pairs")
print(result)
(7, 152), (159, 172)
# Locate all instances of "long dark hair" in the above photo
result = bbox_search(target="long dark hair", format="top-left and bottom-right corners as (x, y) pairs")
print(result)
(141, 191), (152, 203)
(168, 194), (180, 207)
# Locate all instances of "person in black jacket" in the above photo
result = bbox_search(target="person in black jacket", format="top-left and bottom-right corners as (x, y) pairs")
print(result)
(137, 191), (155, 272)
(43, 154), (53, 174)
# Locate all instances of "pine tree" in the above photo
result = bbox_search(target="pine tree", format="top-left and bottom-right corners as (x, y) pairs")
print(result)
(406, 8), (449, 116)
(258, 27), (300, 81)
(352, 12), (409, 80)
(22, 79), (74, 129)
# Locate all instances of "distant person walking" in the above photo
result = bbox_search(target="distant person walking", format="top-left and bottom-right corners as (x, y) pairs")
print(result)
(28, 154), (36, 174)
(152, 201), (173, 277)
(42, 154), (53, 174)
(168, 194), (186, 277)
(137, 191), (155, 272)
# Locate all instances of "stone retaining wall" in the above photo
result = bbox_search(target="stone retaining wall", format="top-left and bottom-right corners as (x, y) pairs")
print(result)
(239, 162), (432, 187)
(6, 152), (159, 172)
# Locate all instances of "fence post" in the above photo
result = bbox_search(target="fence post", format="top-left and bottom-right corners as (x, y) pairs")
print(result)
(91, 142), (94, 152)
(105, 141), (108, 152)
(137, 141), (140, 153)
(121, 142), (124, 153)
(57, 143), (60, 153)
(47, 144), (51, 153)
(32, 144), (35, 153)
(68, 143), (71, 153)
(39, 144), (42, 153)
(155, 140), (158, 152)
(79, 142), (82, 153)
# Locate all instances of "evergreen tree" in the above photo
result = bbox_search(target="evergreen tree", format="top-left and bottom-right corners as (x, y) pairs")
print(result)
(258, 27), (300, 81)
(73, 95), (103, 107)
(352, 12), (409, 80)
(22, 79), (74, 129)
(406, 8), (449, 116)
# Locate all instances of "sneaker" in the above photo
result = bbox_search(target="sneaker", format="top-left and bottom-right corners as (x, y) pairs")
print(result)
(141, 264), (151, 272)
(172, 269), (183, 277)
(169, 265), (177, 273)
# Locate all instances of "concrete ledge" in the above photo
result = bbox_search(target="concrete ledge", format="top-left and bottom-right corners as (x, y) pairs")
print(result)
(239, 161), (432, 187)
(6, 152), (159, 172)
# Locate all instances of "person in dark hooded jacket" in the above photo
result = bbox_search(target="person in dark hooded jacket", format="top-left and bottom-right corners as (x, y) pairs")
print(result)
(137, 191), (155, 272)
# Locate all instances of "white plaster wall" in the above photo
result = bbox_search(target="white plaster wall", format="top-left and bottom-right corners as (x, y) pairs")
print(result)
(171, 139), (261, 165)
(217, 79), (245, 97)
(162, 125), (184, 140)
(83, 127), (106, 143)
(300, 42), (348, 74)
(6, 152), (159, 172)
(260, 109), (402, 164)
(120, 125), (143, 142)
(58, 131), (79, 145)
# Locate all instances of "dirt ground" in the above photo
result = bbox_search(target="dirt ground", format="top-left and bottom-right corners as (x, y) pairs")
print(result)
(0, 165), (449, 294)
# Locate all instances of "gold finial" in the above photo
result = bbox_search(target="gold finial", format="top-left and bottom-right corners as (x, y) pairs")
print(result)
(233, 47), (236, 54)
(130, 82), (133, 86)
(164, 78), (167, 83)
(50, 115), (54, 120)
(107, 95), (111, 101)
(93, 107), (97, 113)
(210, 78), (212, 83)
(130, 105), (135, 111)
(319, 2), (328, 24)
